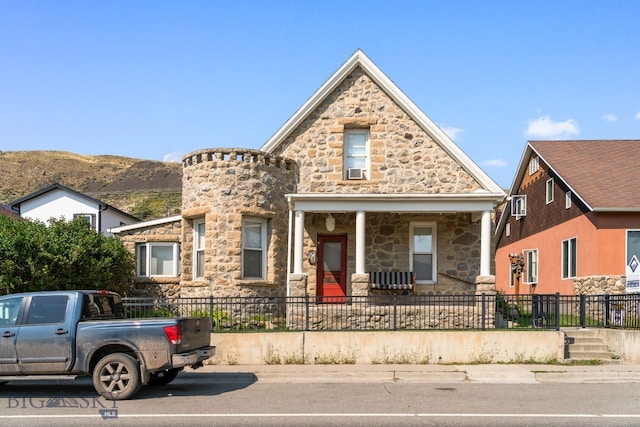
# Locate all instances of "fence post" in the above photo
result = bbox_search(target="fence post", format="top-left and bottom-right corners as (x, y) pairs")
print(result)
(304, 294), (310, 331)
(481, 293), (486, 331)
(209, 296), (214, 330)
(579, 294), (586, 328)
(554, 293), (560, 331)
(604, 294), (610, 328)
(392, 294), (398, 331)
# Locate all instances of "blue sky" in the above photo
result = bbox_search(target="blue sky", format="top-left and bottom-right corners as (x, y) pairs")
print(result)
(1, 1), (639, 189)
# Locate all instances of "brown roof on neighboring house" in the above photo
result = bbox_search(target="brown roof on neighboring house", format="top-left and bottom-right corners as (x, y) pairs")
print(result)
(529, 140), (640, 211)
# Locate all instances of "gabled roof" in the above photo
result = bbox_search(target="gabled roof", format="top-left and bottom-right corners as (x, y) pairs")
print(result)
(10, 182), (139, 221)
(530, 140), (640, 211)
(496, 139), (640, 239)
(260, 49), (504, 196)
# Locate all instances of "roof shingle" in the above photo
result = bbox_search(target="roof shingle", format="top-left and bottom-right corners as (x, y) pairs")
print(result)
(529, 140), (640, 210)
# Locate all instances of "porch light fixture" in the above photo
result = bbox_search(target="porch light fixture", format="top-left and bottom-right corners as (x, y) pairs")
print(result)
(325, 213), (335, 232)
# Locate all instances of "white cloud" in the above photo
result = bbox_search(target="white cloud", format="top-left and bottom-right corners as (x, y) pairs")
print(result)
(482, 159), (507, 168)
(602, 113), (618, 122)
(442, 126), (463, 141)
(636, 111), (640, 120)
(162, 151), (183, 163)
(525, 115), (580, 138)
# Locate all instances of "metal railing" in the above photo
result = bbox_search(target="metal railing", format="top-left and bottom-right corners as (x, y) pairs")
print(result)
(121, 293), (640, 332)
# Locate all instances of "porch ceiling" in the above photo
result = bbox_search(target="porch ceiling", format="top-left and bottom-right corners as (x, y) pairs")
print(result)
(286, 192), (502, 213)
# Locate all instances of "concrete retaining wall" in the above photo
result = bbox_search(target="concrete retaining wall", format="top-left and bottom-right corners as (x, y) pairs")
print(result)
(208, 331), (564, 365)
(589, 329), (640, 363)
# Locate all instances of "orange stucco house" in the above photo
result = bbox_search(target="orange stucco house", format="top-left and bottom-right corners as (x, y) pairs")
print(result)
(495, 140), (640, 295)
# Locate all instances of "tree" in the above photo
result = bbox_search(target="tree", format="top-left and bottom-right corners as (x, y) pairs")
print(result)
(0, 216), (134, 295)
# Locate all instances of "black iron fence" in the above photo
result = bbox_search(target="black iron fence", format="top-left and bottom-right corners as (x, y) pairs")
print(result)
(121, 293), (640, 332)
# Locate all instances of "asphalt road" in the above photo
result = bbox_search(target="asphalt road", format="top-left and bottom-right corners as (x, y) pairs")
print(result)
(0, 370), (639, 426)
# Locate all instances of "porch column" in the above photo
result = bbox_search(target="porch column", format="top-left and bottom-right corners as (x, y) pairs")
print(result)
(355, 210), (366, 274)
(480, 210), (491, 276)
(293, 210), (305, 274)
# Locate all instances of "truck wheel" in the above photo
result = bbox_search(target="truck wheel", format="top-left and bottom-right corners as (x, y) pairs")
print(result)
(92, 353), (141, 400)
(147, 368), (180, 386)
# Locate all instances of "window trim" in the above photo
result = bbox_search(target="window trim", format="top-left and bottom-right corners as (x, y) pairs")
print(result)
(73, 213), (97, 230)
(511, 195), (526, 219)
(193, 219), (206, 280)
(529, 157), (539, 175)
(546, 178), (554, 204)
(508, 263), (515, 288)
(410, 221), (437, 284)
(626, 230), (640, 266)
(241, 217), (268, 280)
(343, 129), (370, 180)
(136, 242), (180, 278)
(561, 237), (577, 280)
(522, 249), (538, 285)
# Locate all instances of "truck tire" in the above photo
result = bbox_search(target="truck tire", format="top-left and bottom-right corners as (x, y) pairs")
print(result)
(147, 368), (180, 386)
(92, 353), (141, 400)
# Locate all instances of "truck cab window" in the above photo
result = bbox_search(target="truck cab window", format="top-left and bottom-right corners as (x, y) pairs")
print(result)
(0, 297), (23, 325)
(26, 295), (68, 325)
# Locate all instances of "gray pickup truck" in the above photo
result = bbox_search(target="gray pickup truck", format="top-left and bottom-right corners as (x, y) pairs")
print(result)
(0, 290), (215, 400)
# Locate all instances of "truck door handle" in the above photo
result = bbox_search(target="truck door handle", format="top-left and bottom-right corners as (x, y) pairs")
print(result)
(54, 328), (69, 335)
(2, 331), (15, 338)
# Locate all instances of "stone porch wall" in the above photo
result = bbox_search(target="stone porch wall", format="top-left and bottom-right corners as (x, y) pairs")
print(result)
(301, 212), (482, 296)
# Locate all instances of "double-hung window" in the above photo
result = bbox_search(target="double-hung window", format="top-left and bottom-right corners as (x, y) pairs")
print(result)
(344, 130), (369, 180)
(529, 157), (539, 175)
(242, 218), (267, 279)
(523, 249), (538, 285)
(411, 222), (436, 283)
(137, 242), (180, 277)
(546, 179), (554, 204)
(562, 237), (577, 279)
(193, 220), (205, 279)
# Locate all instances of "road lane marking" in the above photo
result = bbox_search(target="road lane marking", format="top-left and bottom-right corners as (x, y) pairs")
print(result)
(2, 413), (640, 419)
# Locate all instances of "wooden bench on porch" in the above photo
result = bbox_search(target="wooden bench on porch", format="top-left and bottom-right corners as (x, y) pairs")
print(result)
(368, 271), (416, 294)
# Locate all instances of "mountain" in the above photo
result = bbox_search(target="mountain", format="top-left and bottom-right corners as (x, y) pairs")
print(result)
(0, 151), (182, 221)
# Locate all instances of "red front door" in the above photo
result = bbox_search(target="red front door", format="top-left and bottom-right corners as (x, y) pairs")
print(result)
(317, 235), (347, 303)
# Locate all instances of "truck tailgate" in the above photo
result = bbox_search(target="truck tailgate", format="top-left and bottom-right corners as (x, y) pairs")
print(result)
(177, 317), (211, 353)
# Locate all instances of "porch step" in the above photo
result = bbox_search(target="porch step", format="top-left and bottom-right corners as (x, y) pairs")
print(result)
(563, 329), (622, 364)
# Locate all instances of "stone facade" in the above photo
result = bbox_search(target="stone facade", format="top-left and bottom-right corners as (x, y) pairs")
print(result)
(115, 218), (182, 297)
(179, 149), (297, 298)
(271, 68), (483, 195)
(573, 275), (626, 295)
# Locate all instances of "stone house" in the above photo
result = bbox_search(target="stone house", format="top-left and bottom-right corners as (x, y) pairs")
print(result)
(112, 50), (505, 300)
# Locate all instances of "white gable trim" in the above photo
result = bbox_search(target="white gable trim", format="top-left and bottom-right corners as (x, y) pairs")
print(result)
(261, 49), (504, 196)
(109, 215), (182, 234)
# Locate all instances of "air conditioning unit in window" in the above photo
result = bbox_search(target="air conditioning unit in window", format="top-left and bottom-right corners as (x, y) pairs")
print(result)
(347, 168), (364, 180)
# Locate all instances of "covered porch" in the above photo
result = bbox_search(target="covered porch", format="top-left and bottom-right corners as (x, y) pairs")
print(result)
(285, 193), (499, 300)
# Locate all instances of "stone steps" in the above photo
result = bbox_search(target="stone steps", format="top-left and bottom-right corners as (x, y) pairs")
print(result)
(563, 329), (622, 364)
